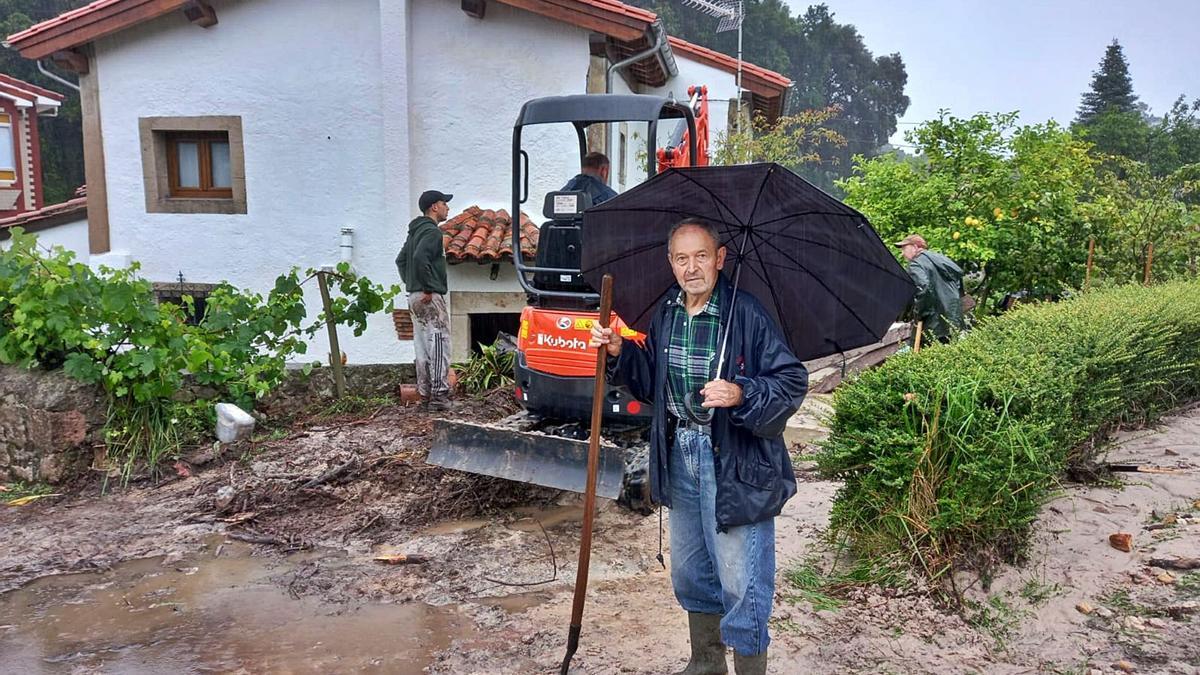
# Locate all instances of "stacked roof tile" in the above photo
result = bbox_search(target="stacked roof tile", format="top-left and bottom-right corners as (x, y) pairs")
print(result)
(441, 206), (539, 264)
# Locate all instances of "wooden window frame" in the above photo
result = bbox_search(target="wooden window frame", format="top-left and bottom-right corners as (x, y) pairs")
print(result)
(0, 113), (15, 182)
(166, 131), (232, 199)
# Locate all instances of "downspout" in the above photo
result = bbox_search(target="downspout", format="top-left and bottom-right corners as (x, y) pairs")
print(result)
(603, 20), (675, 177)
(37, 60), (81, 93)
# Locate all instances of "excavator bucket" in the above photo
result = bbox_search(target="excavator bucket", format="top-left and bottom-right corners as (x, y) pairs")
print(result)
(428, 417), (629, 499)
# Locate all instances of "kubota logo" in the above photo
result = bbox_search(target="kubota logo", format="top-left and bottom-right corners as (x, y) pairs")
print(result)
(536, 333), (588, 350)
(556, 316), (573, 330)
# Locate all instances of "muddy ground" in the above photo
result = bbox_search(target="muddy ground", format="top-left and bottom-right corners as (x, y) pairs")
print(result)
(1, 394), (1198, 674)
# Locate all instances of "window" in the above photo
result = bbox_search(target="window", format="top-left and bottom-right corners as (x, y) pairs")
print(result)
(139, 116), (246, 214)
(166, 132), (232, 198)
(0, 113), (15, 182)
(618, 122), (628, 189)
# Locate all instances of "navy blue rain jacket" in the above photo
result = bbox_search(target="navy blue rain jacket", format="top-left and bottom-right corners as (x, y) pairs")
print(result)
(610, 275), (808, 529)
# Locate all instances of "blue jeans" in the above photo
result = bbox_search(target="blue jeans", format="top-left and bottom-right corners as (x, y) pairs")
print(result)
(668, 427), (775, 656)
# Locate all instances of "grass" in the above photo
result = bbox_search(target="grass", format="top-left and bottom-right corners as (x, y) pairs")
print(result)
(1177, 572), (1200, 599)
(783, 553), (908, 613)
(1098, 588), (1153, 617)
(1019, 578), (1063, 607)
(314, 394), (396, 419)
(965, 594), (1029, 651)
(1, 481), (54, 502)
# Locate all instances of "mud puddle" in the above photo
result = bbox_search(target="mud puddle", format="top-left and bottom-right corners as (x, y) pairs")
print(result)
(0, 538), (468, 674)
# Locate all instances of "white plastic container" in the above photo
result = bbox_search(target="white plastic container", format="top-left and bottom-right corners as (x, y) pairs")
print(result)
(215, 403), (256, 443)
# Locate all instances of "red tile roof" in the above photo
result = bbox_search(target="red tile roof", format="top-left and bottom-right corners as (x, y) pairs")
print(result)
(0, 73), (66, 103)
(668, 37), (791, 90)
(5, 0), (191, 60)
(441, 206), (539, 265)
(0, 195), (87, 234)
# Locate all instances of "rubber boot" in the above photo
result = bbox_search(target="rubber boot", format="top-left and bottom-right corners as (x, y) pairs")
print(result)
(732, 650), (767, 675)
(672, 612), (728, 675)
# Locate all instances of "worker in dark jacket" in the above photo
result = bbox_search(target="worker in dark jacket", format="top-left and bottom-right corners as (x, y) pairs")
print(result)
(561, 151), (618, 206)
(590, 218), (808, 675)
(896, 234), (967, 343)
(396, 190), (452, 410)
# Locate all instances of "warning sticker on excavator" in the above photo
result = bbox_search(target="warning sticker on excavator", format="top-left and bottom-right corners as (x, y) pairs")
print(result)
(520, 320), (529, 339)
(573, 318), (594, 331)
(620, 327), (638, 338)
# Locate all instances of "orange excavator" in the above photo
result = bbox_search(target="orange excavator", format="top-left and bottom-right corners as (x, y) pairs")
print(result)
(428, 89), (710, 511)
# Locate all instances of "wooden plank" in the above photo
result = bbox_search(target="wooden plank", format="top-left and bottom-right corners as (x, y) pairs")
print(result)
(50, 50), (89, 75)
(79, 49), (110, 255)
(183, 0), (218, 28)
(18, 0), (191, 60)
(493, 0), (646, 42)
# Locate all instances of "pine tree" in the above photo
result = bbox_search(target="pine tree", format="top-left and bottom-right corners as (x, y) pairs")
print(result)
(1076, 39), (1139, 125)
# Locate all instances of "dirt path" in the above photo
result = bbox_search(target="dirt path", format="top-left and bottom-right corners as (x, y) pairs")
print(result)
(1, 400), (1198, 674)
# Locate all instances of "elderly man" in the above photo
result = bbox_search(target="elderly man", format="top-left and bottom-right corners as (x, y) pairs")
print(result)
(397, 189), (453, 411)
(590, 218), (808, 675)
(895, 234), (967, 343)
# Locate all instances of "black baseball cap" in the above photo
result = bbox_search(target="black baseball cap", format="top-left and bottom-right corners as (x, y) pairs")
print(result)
(419, 190), (453, 213)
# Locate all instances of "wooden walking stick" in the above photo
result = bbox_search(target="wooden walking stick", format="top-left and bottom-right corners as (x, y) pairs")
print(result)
(560, 273), (613, 675)
(913, 320), (924, 353)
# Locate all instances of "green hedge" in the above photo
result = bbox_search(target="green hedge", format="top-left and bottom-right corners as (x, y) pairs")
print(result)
(817, 281), (1200, 579)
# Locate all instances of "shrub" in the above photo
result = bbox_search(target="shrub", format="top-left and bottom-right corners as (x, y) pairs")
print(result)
(455, 342), (516, 395)
(817, 281), (1200, 582)
(0, 229), (398, 481)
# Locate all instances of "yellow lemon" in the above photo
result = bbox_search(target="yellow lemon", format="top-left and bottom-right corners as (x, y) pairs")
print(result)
(952, 231), (961, 240)
(993, 207), (1003, 218)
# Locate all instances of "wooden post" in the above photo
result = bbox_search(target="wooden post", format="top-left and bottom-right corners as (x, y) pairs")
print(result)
(317, 271), (346, 398)
(1144, 242), (1154, 286)
(913, 320), (924, 353)
(1084, 237), (1095, 290)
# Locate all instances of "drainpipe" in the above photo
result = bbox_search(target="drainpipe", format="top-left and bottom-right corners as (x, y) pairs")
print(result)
(37, 60), (80, 93)
(604, 19), (675, 177)
(339, 227), (355, 267)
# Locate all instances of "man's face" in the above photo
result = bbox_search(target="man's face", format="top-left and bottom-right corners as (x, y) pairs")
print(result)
(431, 201), (449, 223)
(668, 225), (726, 298)
(901, 243), (920, 261)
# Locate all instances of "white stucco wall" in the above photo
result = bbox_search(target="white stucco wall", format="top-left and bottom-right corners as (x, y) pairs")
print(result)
(94, 0), (401, 364)
(409, 0), (595, 314)
(0, 216), (88, 255)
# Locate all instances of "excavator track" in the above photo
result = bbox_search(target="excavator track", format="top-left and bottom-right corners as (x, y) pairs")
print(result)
(428, 411), (652, 515)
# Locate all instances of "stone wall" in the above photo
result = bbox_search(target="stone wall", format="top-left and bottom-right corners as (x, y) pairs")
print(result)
(1, 363), (415, 485)
(0, 365), (106, 484)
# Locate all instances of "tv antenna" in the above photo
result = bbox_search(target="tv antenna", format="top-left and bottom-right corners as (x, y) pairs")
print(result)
(680, 0), (745, 131)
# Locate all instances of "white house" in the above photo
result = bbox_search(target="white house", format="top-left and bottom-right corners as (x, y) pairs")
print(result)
(6, 0), (790, 364)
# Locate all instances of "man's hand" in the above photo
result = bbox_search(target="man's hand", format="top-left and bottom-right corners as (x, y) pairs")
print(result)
(700, 379), (743, 408)
(589, 324), (623, 358)
(420, 291), (434, 304)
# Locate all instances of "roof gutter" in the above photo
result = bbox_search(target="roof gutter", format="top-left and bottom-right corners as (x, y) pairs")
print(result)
(37, 60), (80, 93)
(604, 19), (673, 95)
(604, 19), (674, 174)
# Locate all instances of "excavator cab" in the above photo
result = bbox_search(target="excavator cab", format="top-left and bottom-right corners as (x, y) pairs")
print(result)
(428, 94), (701, 510)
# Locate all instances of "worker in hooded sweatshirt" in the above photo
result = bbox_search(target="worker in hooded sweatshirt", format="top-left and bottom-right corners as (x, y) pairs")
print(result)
(895, 234), (967, 343)
(397, 190), (453, 411)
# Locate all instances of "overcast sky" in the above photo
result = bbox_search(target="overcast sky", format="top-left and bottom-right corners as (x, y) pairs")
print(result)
(784, 0), (1200, 145)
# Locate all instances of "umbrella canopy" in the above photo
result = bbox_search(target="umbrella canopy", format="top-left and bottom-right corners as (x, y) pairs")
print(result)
(580, 163), (914, 363)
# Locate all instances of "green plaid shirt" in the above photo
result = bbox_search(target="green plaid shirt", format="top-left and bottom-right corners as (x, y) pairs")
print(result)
(665, 285), (721, 420)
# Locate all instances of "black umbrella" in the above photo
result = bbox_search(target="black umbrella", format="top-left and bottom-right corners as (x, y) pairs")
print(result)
(580, 162), (915, 365)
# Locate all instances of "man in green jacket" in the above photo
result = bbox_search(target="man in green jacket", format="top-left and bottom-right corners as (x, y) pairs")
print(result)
(397, 190), (453, 410)
(896, 234), (967, 343)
